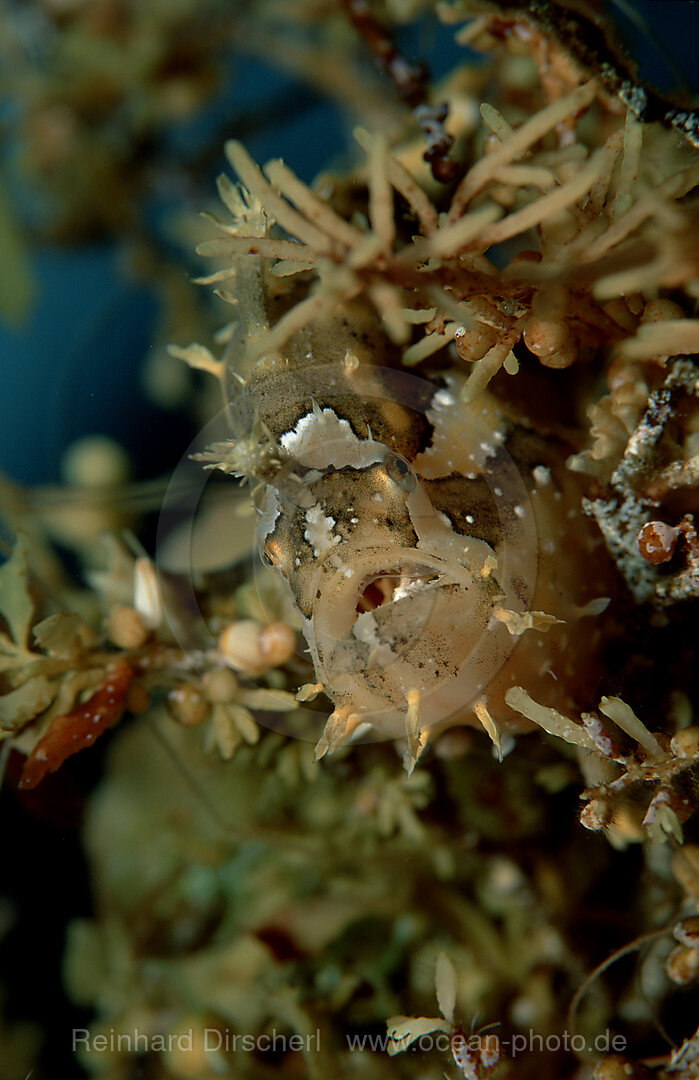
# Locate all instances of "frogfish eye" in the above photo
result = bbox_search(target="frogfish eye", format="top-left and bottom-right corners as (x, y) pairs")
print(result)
(384, 452), (417, 492)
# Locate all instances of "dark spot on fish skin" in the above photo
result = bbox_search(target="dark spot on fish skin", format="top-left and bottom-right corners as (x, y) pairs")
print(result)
(423, 476), (502, 547)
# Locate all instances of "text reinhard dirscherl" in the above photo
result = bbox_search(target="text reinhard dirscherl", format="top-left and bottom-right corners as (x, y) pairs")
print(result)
(72, 1029), (321, 1054)
(72, 1027), (627, 1058)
